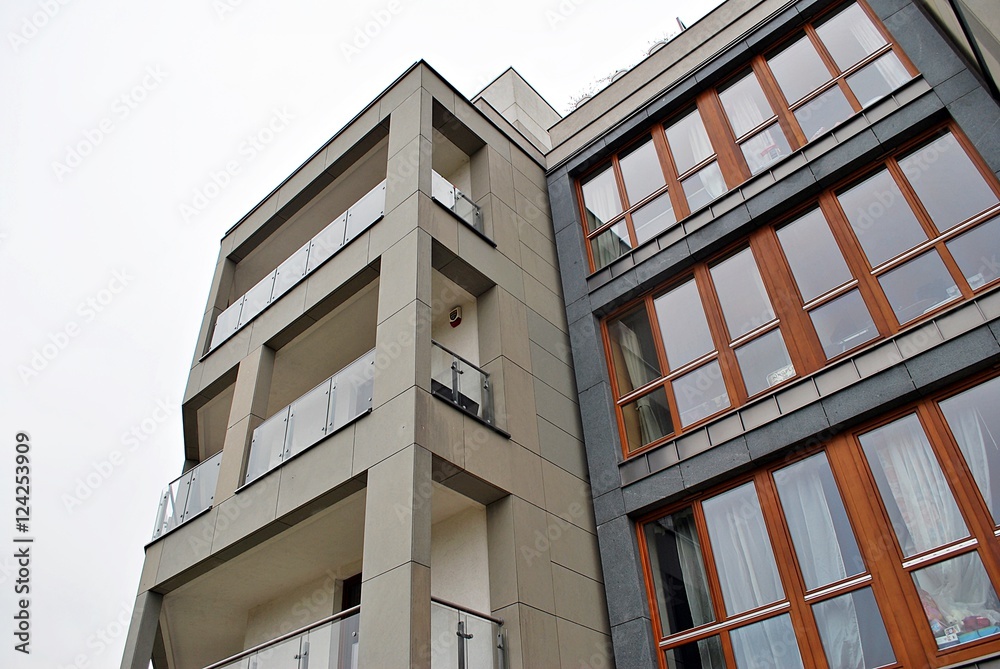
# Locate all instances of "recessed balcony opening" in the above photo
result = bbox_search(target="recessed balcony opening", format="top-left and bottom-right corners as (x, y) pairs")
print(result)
(243, 278), (378, 486)
(194, 380), (235, 460)
(208, 128), (389, 352)
(159, 489), (366, 669)
(432, 103), (487, 236)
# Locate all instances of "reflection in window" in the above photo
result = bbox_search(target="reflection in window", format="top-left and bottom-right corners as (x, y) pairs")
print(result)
(947, 215), (1000, 289)
(735, 329), (794, 396)
(654, 280), (714, 369)
(590, 221), (632, 270)
(665, 109), (715, 174)
(913, 553), (1000, 649)
(620, 138), (666, 204)
(720, 71), (792, 174)
(622, 387), (674, 451)
(702, 482), (783, 615)
(813, 588), (895, 668)
(940, 376), (1000, 524)
(768, 35), (831, 104)
(847, 52), (911, 106)
(632, 193), (676, 245)
(711, 248), (775, 339)
(794, 86), (854, 140)
(837, 169), (927, 266)
(665, 635), (725, 669)
(899, 131), (998, 232)
(809, 290), (879, 358)
(682, 162), (726, 211)
(729, 614), (803, 669)
(741, 125), (792, 175)
(675, 360), (730, 428)
(859, 414), (968, 557)
(581, 166), (622, 231)
(607, 305), (660, 394)
(878, 251), (959, 324)
(816, 3), (887, 70)
(777, 208), (853, 302)
(644, 508), (715, 636)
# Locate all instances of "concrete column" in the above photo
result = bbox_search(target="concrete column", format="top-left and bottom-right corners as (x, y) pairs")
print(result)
(214, 345), (275, 503)
(358, 444), (434, 668)
(119, 590), (162, 669)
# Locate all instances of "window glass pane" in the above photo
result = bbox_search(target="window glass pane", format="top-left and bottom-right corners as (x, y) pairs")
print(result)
(682, 162), (727, 211)
(702, 482), (783, 615)
(847, 52), (911, 106)
(912, 552), (1000, 649)
(946, 215), (1000, 289)
(665, 635), (725, 669)
(813, 587), (895, 669)
(674, 361), (731, 428)
(794, 85), (854, 141)
(665, 109), (715, 175)
(899, 132), (999, 232)
(607, 305), (661, 395)
(582, 166), (623, 231)
(735, 329), (795, 396)
(809, 289), (879, 359)
(720, 72), (775, 138)
(859, 414), (969, 557)
(816, 3), (887, 71)
(590, 221), (632, 269)
(711, 248), (775, 339)
(741, 124), (793, 175)
(837, 169), (927, 266)
(877, 250), (959, 324)
(730, 614), (803, 669)
(774, 453), (864, 590)
(622, 387), (674, 451)
(620, 138), (666, 205)
(777, 208), (853, 302)
(655, 279), (715, 369)
(769, 35), (832, 104)
(633, 192), (676, 245)
(940, 376), (1000, 525)
(644, 508), (716, 636)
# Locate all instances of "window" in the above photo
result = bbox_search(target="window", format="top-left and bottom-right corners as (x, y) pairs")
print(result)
(577, 1), (917, 272)
(604, 127), (1000, 455)
(640, 375), (1000, 668)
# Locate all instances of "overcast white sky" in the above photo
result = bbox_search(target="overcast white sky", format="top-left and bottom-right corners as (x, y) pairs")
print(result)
(0, 1), (723, 667)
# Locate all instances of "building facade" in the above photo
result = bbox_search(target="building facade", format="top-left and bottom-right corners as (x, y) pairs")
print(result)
(545, 0), (1000, 667)
(120, 63), (611, 669)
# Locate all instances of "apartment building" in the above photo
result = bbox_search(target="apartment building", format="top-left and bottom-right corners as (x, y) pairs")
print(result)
(545, 0), (1000, 667)
(119, 63), (610, 669)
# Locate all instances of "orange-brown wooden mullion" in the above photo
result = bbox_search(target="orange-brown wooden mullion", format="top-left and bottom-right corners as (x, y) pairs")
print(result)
(691, 499), (732, 641)
(573, 179), (600, 271)
(608, 154), (641, 249)
(804, 23), (868, 113)
(694, 263), (749, 407)
(634, 516), (671, 662)
(751, 56), (808, 149)
(642, 292), (686, 450)
(650, 125), (689, 223)
(699, 89), (752, 185)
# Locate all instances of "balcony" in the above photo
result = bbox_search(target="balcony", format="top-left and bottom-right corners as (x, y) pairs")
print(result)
(431, 170), (483, 235)
(210, 181), (387, 351)
(431, 598), (506, 669)
(431, 341), (493, 425)
(205, 607), (360, 669)
(244, 349), (375, 486)
(151, 450), (222, 541)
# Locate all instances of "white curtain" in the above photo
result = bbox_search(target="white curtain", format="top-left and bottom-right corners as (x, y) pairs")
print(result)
(613, 322), (661, 443)
(950, 406), (995, 516)
(730, 614), (803, 669)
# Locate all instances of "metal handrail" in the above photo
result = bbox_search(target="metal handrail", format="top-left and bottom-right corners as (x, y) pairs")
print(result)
(202, 605), (361, 669)
(431, 596), (504, 626)
(430, 340), (488, 376)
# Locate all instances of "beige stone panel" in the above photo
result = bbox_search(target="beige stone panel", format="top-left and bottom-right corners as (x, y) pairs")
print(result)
(552, 564), (610, 633)
(498, 288), (532, 374)
(244, 574), (339, 647)
(546, 512), (602, 582)
(137, 540), (163, 593)
(184, 356), (207, 404)
(369, 199), (420, 270)
(358, 561), (432, 669)
(497, 359), (540, 455)
(490, 196), (522, 266)
(555, 617), (614, 669)
(324, 104), (381, 169)
(517, 220), (558, 274)
(522, 273), (566, 332)
(155, 507), (219, 584)
(384, 135), (431, 215)
(533, 377), (582, 441)
(362, 445), (433, 578)
(541, 460), (595, 534)
(492, 603), (523, 669)
(387, 88), (432, 160)
(246, 287), (309, 352)
(424, 192), (460, 253)
(529, 341), (576, 405)
(353, 387), (418, 474)
(376, 229), (431, 324)
(526, 306), (572, 361)
(516, 604), (560, 668)
(274, 423), (355, 517)
(477, 287), (501, 366)
(486, 498), (517, 610)
(201, 327), (251, 389)
(229, 198), (279, 253)
(227, 345), (275, 428)
(463, 417), (513, 493)
(377, 67), (422, 121)
(537, 416), (588, 482)
(215, 414), (260, 505)
(511, 497), (556, 614)
(414, 389), (466, 469)
(509, 442), (545, 510)
(210, 474), (282, 554)
(276, 151), (327, 209)
(486, 146), (516, 210)
(456, 223), (525, 302)
(519, 242), (561, 291)
(371, 301), (430, 409)
(302, 233), (370, 313)
(512, 172), (552, 234)
(511, 149), (547, 194)
(419, 68), (456, 114)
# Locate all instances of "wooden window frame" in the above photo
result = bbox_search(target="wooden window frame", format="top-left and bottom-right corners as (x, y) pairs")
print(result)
(576, 0), (919, 274)
(604, 123), (1000, 458)
(637, 371), (1000, 668)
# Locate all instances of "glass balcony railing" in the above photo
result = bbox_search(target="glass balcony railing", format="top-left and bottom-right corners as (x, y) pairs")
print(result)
(210, 181), (387, 351)
(431, 170), (484, 235)
(244, 350), (375, 486)
(431, 341), (493, 425)
(431, 598), (507, 669)
(151, 450), (223, 540)
(206, 607), (360, 669)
